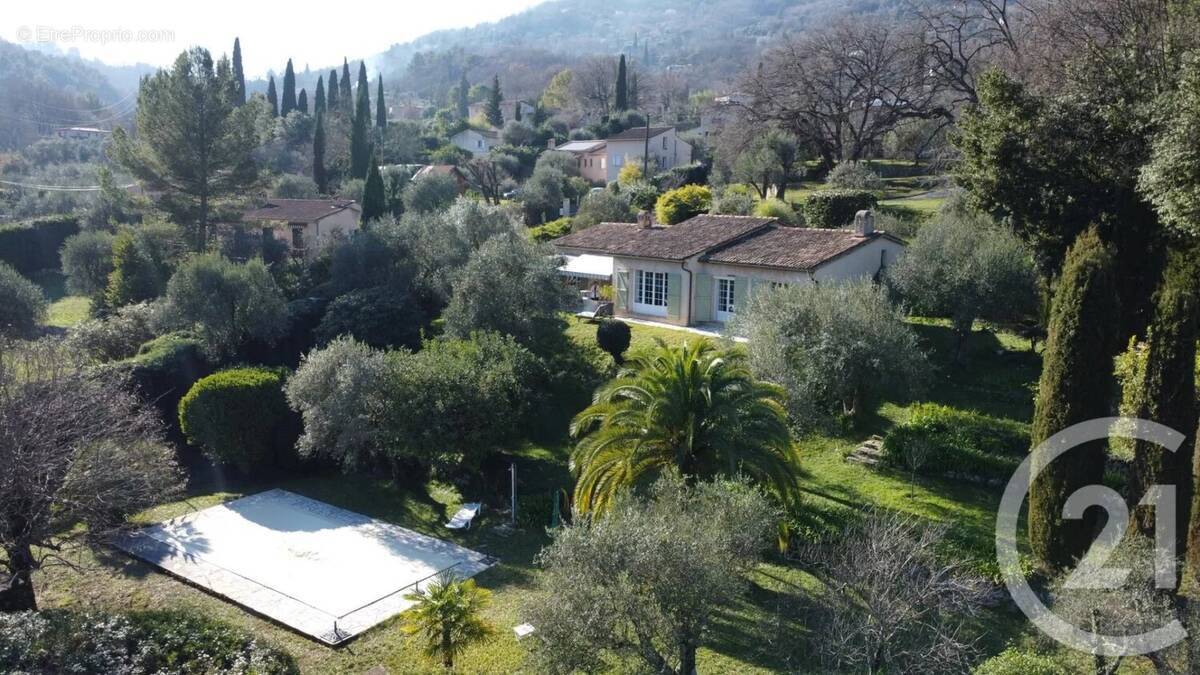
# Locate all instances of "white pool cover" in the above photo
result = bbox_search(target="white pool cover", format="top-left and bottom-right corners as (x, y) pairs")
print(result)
(113, 489), (496, 645)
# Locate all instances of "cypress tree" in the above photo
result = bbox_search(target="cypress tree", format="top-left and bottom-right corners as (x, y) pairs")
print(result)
(376, 76), (386, 129)
(350, 79), (372, 178)
(1131, 246), (1200, 553)
(340, 58), (352, 110)
(361, 150), (386, 225)
(629, 71), (639, 109)
(314, 76), (326, 116)
(266, 76), (278, 117)
(313, 111), (327, 194)
(514, 100), (522, 122)
(1028, 227), (1121, 570)
(232, 37), (246, 105)
(281, 59), (297, 116)
(615, 54), (628, 111)
(327, 70), (339, 111)
(457, 73), (470, 119)
(486, 74), (503, 127)
(298, 88), (308, 114)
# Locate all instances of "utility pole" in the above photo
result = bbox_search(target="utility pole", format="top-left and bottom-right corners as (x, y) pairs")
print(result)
(510, 463), (517, 527)
(642, 112), (651, 178)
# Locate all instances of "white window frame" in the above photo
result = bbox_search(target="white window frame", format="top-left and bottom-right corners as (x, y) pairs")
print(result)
(633, 270), (669, 317)
(714, 276), (736, 322)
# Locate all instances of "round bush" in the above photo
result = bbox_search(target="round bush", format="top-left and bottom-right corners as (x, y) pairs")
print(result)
(655, 184), (712, 225)
(60, 230), (116, 296)
(0, 262), (47, 337)
(825, 161), (885, 191)
(753, 197), (800, 225)
(315, 286), (426, 350)
(596, 319), (632, 363)
(802, 189), (878, 229)
(178, 367), (296, 472)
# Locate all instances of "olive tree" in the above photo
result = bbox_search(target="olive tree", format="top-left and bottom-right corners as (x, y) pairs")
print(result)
(887, 209), (1038, 358)
(525, 477), (776, 675)
(161, 254), (288, 357)
(0, 339), (182, 611)
(733, 280), (927, 429)
(0, 264), (47, 338)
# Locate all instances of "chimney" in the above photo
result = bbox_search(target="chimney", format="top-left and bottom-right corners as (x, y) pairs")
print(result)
(637, 210), (655, 228)
(547, 138), (556, 150)
(854, 209), (875, 236)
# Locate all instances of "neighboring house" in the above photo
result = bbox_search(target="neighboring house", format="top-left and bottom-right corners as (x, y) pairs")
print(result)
(242, 198), (361, 258)
(602, 126), (692, 182)
(696, 93), (750, 138)
(468, 99), (536, 123)
(54, 126), (111, 139)
(412, 164), (469, 193)
(450, 128), (500, 157)
(552, 212), (904, 327)
(553, 139), (609, 184)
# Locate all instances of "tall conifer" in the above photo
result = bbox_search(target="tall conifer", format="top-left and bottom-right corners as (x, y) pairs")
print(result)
(615, 54), (628, 111)
(231, 37), (246, 105)
(486, 75), (503, 127)
(297, 89), (308, 114)
(361, 149), (385, 225)
(328, 70), (339, 111)
(350, 78), (372, 178)
(313, 111), (327, 194)
(266, 76), (278, 117)
(457, 73), (470, 119)
(340, 58), (352, 109)
(281, 59), (297, 116)
(314, 76), (326, 116)
(376, 76), (387, 129)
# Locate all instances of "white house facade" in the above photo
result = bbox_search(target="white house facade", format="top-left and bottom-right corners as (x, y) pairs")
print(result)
(242, 198), (361, 258)
(602, 127), (693, 182)
(553, 212), (904, 327)
(450, 128), (500, 157)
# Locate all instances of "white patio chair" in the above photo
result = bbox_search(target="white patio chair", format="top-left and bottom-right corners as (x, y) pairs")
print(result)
(445, 502), (482, 530)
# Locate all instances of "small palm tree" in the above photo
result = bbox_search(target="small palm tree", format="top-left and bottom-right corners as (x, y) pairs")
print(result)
(402, 571), (495, 669)
(569, 338), (798, 514)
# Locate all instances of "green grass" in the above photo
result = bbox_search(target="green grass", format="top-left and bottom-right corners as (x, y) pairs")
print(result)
(28, 316), (1065, 673)
(30, 269), (90, 328)
(564, 314), (698, 357)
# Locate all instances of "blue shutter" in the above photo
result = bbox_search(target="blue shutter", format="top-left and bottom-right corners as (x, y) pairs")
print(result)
(666, 272), (682, 319)
(694, 273), (713, 322)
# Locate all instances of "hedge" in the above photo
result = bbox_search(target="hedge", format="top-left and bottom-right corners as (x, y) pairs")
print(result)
(178, 367), (297, 473)
(0, 214), (80, 275)
(655, 184), (712, 225)
(802, 190), (878, 229)
(529, 217), (573, 242)
(113, 332), (213, 438)
(881, 403), (1029, 482)
(0, 609), (298, 674)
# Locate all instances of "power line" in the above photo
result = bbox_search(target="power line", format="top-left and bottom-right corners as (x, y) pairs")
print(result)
(0, 178), (137, 192)
(0, 100), (138, 127)
(30, 89), (138, 114)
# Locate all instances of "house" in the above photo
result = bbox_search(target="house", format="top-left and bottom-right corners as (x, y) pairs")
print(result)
(412, 164), (469, 193)
(696, 93), (750, 138)
(450, 128), (500, 157)
(242, 198), (361, 258)
(54, 126), (111, 140)
(552, 211), (904, 327)
(602, 127), (692, 182)
(468, 99), (536, 123)
(552, 139), (609, 184)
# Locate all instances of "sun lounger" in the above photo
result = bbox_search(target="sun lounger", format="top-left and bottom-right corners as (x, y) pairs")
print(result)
(446, 503), (482, 530)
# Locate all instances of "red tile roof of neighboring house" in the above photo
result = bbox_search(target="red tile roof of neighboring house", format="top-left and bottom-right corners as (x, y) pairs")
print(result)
(606, 126), (674, 141)
(242, 198), (358, 223)
(552, 215), (775, 260)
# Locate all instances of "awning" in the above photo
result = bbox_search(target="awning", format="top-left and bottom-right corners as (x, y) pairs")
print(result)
(557, 254), (613, 280)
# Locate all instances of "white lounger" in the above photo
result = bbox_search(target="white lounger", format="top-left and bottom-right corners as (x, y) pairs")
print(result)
(446, 503), (482, 530)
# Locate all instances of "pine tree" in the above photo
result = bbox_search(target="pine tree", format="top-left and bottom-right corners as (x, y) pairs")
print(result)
(328, 70), (339, 111)
(376, 76), (386, 129)
(486, 74), (503, 127)
(340, 58), (352, 110)
(361, 150), (385, 225)
(231, 37), (246, 105)
(1129, 246), (1200, 555)
(297, 89), (308, 114)
(313, 110), (327, 194)
(266, 76), (278, 117)
(350, 77), (372, 179)
(615, 54), (628, 111)
(281, 59), (297, 116)
(642, 41), (649, 66)
(629, 71), (639, 109)
(314, 76), (326, 116)
(457, 73), (470, 119)
(1028, 228), (1121, 570)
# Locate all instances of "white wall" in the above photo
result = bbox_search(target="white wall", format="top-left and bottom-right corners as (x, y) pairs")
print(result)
(451, 130), (494, 157)
(605, 129), (693, 182)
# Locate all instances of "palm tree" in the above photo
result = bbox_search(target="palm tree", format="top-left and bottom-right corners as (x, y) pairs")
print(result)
(402, 571), (495, 669)
(569, 339), (798, 514)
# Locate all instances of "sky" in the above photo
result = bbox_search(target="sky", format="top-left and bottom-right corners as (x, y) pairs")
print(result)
(7, 0), (546, 77)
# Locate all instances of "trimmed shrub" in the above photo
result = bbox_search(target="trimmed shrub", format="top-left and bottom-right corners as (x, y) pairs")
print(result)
(116, 332), (213, 434)
(0, 262), (47, 337)
(0, 609), (298, 674)
(974, 648), (1071, 675)
(0, 214), (80, 275)
(802, 190), (878, 229)
(881, 403), (1029, 482)
(315, 286), (426, 350)
(529, 217), (573, 242)
(179, 367), (297, 473)
(596, 319), (631, 363)
(655, 184), (712, 225)
(753, 197), (800, 225)
(825, 161), (885, 191)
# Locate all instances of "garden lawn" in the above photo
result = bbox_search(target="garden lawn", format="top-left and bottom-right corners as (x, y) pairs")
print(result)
(30, 317), (1069, 673)
(31, 269), (89, 328)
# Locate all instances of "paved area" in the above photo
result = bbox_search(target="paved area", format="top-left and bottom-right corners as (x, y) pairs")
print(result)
(113, 489), (496, 645)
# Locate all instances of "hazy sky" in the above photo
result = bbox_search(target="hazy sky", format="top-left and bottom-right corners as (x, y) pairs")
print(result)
(8, 0), (546, 77)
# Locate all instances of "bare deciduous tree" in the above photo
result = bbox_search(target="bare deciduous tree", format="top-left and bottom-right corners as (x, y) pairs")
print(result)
(794, 512), (987, 674)
(0, 339), (182, 612)
(572, 56), (617, 117)
(463, 155), (515, 206)
(744, 18), (951, 167)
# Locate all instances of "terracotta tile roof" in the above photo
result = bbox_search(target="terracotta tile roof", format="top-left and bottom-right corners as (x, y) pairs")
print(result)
(606, 126), (673, 141)
(704, 226), (896, 270)
(242, 199), (358, 223)
(552, 215), (775, 260)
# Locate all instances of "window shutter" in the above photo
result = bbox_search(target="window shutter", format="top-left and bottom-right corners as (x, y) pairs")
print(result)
(734, 276), (750, 312)
(693, 273), (713, 322)
(667, 272), (682, 319)
(615, 271), (629, 310)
